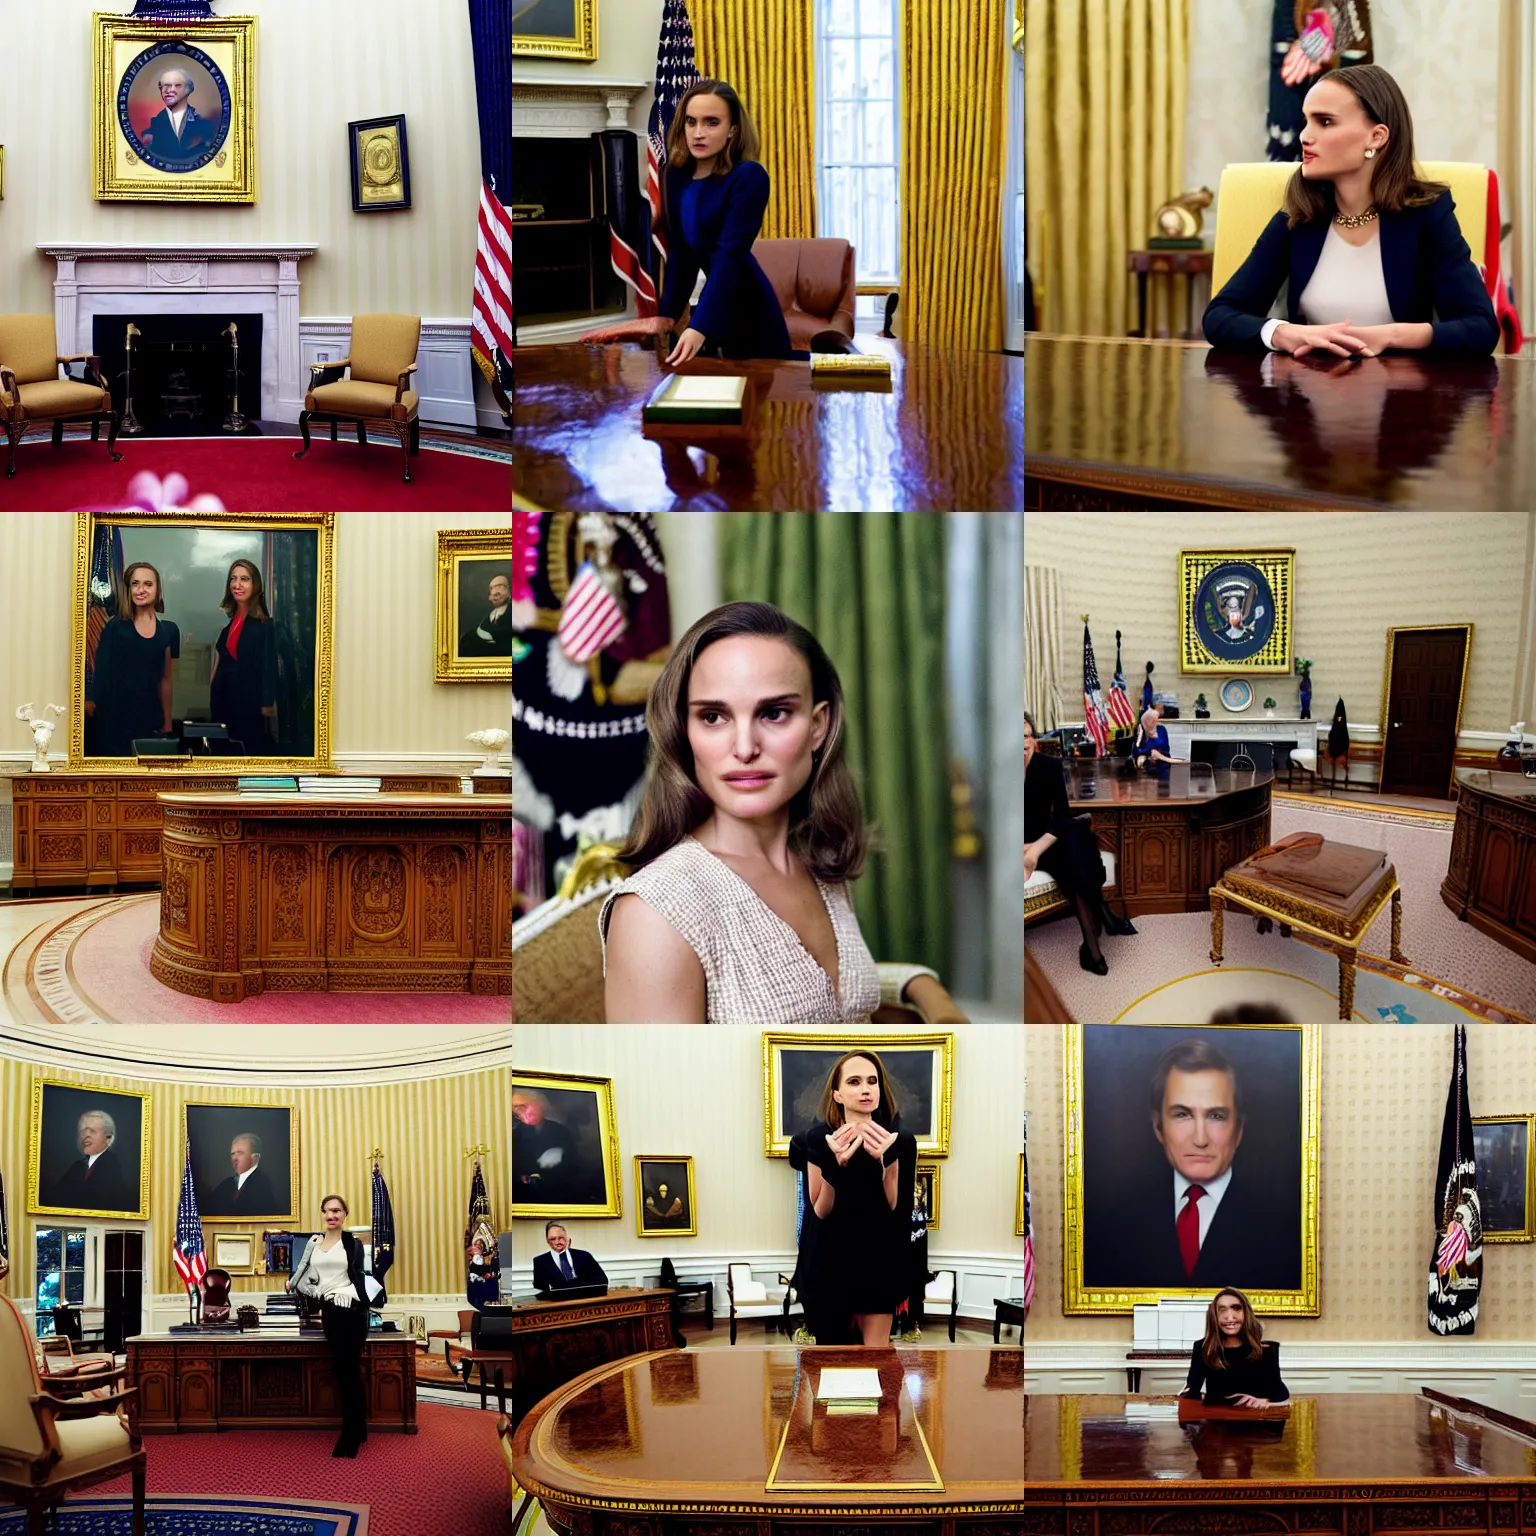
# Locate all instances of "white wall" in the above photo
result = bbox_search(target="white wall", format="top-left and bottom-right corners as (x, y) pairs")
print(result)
(513, 0), (666, 139)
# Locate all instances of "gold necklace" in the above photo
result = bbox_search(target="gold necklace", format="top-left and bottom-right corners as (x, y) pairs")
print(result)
(1334, 205), (1377, 228)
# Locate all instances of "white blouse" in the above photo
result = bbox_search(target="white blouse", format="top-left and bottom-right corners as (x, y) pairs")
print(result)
(1297, 224), (1394, 327)
(311, 1241), (356, 1306)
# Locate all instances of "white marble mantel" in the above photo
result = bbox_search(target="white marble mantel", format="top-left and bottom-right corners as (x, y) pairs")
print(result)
(510, 78), (649, 137)
(38, 242), (319, 424)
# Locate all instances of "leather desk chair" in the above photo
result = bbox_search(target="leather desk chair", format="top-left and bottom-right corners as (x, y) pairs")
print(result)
(201, 1269), (234, 1325)
(295, 312), (422, 481)
(751, 238), (857, 351)
(0, 313), (124, 479)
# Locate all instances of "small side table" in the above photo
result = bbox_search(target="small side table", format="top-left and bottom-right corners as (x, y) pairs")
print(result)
(1127, 248), (1213, 340)
(1125, 1348), (1193, 1392)
(993, 1297), (1025, 1344)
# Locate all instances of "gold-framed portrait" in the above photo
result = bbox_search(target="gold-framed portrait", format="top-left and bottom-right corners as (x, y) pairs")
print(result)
(915, 1162), (941, 1232)
(437, 529), (513, 684)
(1062, 1023), (1321, 1316)
(70, 510), (336, 774)
(183, 1100), (298, 1226)
(1474, 1113), (1534, 1242)
(512, 1071), (622, 1220)
(28, 1078), (152, 1221)
(513, 0), (598, 61)
(634, 1155), (697, 1238)
(1178, 548), (1295, 675)
(94, 15), (257, 203)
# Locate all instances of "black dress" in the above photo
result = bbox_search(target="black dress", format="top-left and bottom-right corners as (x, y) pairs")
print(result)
(803, 1119), (917, 1320)
(211, 614), (278, 755)
(87, 616), (180, 756)
(1026, 752), (1104, 895)
(1182, 1339), (1290, 1405)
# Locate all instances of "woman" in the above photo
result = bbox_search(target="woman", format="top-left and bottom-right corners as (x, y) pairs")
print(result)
(209, 559), (278, 756)
(601, 601), (886, 1024)
(578, 79), (796, 362)
(1180, 1288), (1290, 1409)
(800, 1050), (918, 1347)
(84, 562), (179, 756)
(1024, 711), (1109, 976)
(287, 1194), (372, 1456)
(1132, 706), (1173, 768)
(1204, 65), (1498, 357)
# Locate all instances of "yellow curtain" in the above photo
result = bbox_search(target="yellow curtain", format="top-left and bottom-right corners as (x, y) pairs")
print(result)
(1025, 0), (1190, 336)
(690, 0), (818, 241)
(900, 0), (1011, 350)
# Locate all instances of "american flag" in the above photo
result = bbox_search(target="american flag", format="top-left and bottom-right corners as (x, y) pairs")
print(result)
(171, 1144), (207, 1289)
(557, 562), (627, 662)
(1021, 1123), (1035, 1313)
(1082, 620), (1111, 757)
(1108, 629), (1137, 732)
(84, 524), (124, 686)
(370, 1158), (396, 1288)
(470, 0), (513, 391)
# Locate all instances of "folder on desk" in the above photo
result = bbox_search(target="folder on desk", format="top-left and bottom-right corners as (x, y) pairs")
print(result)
(642, 373), (748, 424)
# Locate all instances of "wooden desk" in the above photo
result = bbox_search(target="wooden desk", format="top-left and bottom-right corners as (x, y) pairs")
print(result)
(445, 1343), (515, 1412)
(512, 336), (1023, 511)
(506, 1286), (676, 1429)
(511, 1345), (1024, 1529)
(126, 1330), (417, 1433)
(149, 792), (512, 1002)
(1025, 335), (1534, 509)
(1443, 769), (1536, 965)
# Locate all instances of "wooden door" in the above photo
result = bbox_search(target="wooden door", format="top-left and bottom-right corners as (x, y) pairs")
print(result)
(1380, 627), (1469, 798)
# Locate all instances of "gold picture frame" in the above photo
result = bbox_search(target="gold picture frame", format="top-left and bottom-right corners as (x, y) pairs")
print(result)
(512, 0), (598, 61)
(1178, 548), (1295, 675)
(1377, 624), (1473, 798)
(94, 14), (257, 203)
(1015, 1152), (1027, 1238)
(512, 1071), (622, 1221)
(915, 1162), (941, 1232)
(1473, 1113), (1534, 1243)
(0, 144), (5, 200)
(212, 1231), (256, 1274)
(633, 1155), (697, 1238)
(28, 1078), (152, 1221)
(436, 529), (513, 684)
(70, 510), (336, 774)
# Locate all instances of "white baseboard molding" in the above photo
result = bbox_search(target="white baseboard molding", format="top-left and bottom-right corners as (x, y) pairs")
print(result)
(1, 752), (508, 772)
(300, 317), (480, 430)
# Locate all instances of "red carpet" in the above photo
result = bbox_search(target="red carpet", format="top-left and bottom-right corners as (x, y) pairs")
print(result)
(87, 1401), (507, 1536)
(0, 435), (509, 511)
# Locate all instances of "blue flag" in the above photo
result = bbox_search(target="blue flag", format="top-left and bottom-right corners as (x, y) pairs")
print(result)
(371, 1159), (396, 1289)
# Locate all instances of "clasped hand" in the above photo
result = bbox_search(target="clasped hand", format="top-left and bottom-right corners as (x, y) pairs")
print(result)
(1274, 318), (1396, 360)
(825, 1119), (897, 1166)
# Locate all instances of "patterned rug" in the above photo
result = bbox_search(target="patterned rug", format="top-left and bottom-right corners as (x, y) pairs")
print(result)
(0, 1496), (368, 1534)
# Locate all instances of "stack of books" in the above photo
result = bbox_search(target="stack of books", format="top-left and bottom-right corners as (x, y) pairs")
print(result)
(236, 775), (299, 795)
(298, 776), (382, 796)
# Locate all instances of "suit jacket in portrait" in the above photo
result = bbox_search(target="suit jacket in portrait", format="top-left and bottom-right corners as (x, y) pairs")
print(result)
(203, 1164), (278, 1216)
(459, 607), (512, 657)
(48, 1147), (133, 1212)
(142, 104), (220, 163)
(532, 1247), (608, 1290)
(1084, 1164), (1300, 1293)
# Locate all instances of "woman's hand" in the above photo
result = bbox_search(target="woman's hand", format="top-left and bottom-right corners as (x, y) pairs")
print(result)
(1023, 840), (1040, 881)
(1272, 319), (1375, 360)
(1230, 1394), (1270, 1409)
(578, 316), (672, 345)
(825, 1124), (860, 1166)
(858, 1122), (898, 1161)
(665, 327), (707, 366)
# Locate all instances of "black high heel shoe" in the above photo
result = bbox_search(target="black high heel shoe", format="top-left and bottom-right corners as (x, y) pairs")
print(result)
(1079, 942), (1109, 976)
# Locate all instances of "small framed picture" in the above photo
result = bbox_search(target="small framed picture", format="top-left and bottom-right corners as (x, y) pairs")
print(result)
(914, 1162), (940, 1232)
(349, 114), (411, 213)
(1473, 1114), (1534, 1242)
(212, 1232), (256, 1275)
(184, 1102), (298, 1225)
(28, 1080), (151, 1220)
(634, 1155), (697, 1238)
(437, 529), (513, 683)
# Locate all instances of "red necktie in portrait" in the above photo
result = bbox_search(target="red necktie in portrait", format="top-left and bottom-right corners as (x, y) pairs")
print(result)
(84, 1164), (92, 1180)
(1177, 1184), (1205, 1278)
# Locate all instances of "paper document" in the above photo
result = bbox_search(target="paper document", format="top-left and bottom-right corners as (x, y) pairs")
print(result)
(816, 1366), (883, 1401)
(665, 376), (745, 404)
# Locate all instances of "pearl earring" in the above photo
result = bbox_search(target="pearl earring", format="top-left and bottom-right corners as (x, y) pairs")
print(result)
(1364, 148), (1375, 159)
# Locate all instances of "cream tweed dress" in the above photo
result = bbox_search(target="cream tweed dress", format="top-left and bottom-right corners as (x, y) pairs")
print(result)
(598, 836), (880, 1024)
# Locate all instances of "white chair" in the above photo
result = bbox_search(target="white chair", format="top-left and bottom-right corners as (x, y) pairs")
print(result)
(1287, 731), (1319, 792)
(1025, 849), (1117, 928)
(727, 1263), (787, 1345)
(921, 1269), (960, 1342)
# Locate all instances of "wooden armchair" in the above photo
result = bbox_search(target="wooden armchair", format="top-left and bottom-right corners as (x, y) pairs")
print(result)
(0, 1294), (145, 1536)
(0, 313), (124, 479)
(295, 312), (422, 482)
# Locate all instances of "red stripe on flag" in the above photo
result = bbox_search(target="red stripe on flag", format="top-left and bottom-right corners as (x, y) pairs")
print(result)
(561, 586), (625, 658)
(1022, 1234), (1035, 1312)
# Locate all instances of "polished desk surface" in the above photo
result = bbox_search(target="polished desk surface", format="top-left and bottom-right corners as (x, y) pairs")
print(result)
(507, 1285), (664, 1313)
(1455, 767), (1536, 802)
(155, 792), (509, 810)
(512, 1346), (1024, 1506)
(1026, 1394), (1536, 1484)
(1065, 760), (1275, 806)
(1025, 335), (1536, 510)
(513, 335), (1023, 511)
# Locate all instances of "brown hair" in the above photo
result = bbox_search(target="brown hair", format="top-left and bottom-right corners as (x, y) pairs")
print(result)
(665, 79), (760, 177)
(817, 1049), (901, 1131)
(320, 1193), (348, 1214)
(1282, 65), (1449, 229)
(618, 601), (867, 884)
(1024, 711), (1036, 736)
(220, 559), (271, 620)
(1200, 1287), (1266, 1369)
(1147, 1038), (1245, 1128)
(116, 562), (166, 619)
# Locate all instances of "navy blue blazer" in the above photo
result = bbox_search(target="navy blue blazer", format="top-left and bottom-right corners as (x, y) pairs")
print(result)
(659, 160), (795, 359)
(1203, 192), (1499, 355)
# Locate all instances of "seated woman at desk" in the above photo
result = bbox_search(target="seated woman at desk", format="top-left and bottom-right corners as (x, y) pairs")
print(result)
(1133, 707), (1174, 768)
(1179, 1288), (1290, 1409)
(1203, 65), (1498, 358)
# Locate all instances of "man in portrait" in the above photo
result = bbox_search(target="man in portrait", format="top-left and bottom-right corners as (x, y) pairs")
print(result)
(459, 572), (512, 658)
(141, 67), (220, 164)
(513, 1088), (606, 1206)
(532, 1221), (608, 1290)
(202, 1133), (277, 1215)
(48, 1110), (132, 1211)
(1083, 1036), (1300, 1291)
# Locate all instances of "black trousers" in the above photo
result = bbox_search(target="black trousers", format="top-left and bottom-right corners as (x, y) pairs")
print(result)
(321, 1299), (370, 1442)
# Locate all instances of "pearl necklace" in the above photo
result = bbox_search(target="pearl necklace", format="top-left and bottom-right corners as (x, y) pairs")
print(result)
(1334, 206), (1377, 228)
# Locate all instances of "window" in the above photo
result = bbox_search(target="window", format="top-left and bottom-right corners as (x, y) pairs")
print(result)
(35, 1227), (87, 1338)
(816, 0), (900, 331)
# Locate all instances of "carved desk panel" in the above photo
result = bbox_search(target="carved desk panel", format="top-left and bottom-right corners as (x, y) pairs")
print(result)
(1443, 769), (1536, 966)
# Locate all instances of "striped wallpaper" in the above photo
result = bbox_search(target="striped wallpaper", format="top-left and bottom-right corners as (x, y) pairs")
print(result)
(0, 1054), (511, 1298)
(0, 512), (512, 764)
(0, 0), (484, 320)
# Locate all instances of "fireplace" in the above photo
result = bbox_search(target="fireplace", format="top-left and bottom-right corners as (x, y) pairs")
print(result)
(93, 312), (262, 436)
(513, 137), (620, 322)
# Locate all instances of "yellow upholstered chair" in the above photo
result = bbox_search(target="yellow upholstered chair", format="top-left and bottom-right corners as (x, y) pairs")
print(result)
(512, 843), (969, 1023)
(295, 312), (422, 482)
(0, 1294), (146, 1535)
(1209, 161), (1489, 297)
(0, 314), (124, 480)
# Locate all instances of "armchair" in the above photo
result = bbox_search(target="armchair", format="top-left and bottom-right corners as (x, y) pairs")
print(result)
(201, 1268), (234, 1325)
(0, 1294), (146, 1536)
(0, 313), (124, 479)
(726, 1263), (787, 1345)
(751, 238), (857, 351)
(295, 313), (422, 482)
(922, 1268), (960, 1342)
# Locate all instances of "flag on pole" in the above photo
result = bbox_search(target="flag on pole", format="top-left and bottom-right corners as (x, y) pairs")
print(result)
(1107, 629), (1137, 733)
(85, 523), (124, 686)
(469, 0), (513, 393)
(0, 1168), (9, 1282)
(370, 1157), (396, 1293)
(1081, 618), (1111, 757)
(637, 0), (699, 317)
(171, 1144), (208, 1289)
(1428, 1023), (1482, 1335)
(1021, 1122), (1035, 1313)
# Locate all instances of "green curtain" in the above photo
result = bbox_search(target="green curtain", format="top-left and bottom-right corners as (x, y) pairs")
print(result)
(720, 514), (950, 978)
